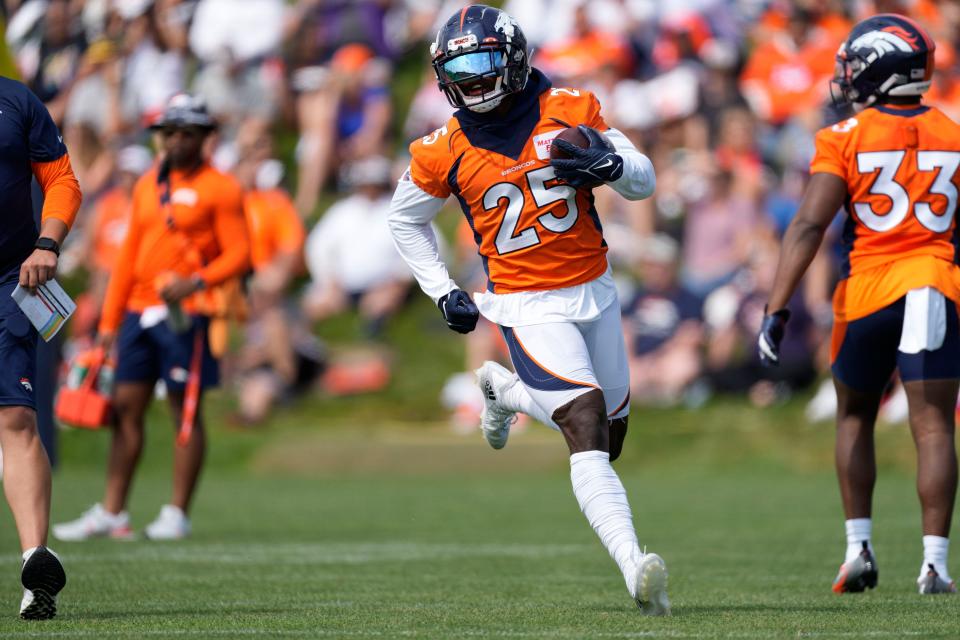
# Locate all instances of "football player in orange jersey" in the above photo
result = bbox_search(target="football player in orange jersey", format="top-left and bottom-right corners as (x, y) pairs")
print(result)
(388, 5), (668, 613)
(760, 14), (960, 595)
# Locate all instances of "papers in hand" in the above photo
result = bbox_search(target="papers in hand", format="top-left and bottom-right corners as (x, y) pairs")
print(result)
(11, 279), (76, 342)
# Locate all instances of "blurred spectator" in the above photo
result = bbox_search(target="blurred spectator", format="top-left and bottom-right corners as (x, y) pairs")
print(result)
(117, 0), (189, 128)
(284, 0), (396, 64)
(713, 106), (763, 202)
(61, 37), (123, 197)
(703, 239), (817, 406)
(681, 167), (761, 296)
(303, 156), (411, 337)
(403, 66), (454, 141)
(622, 235), (704, 406)
(740, 4), (844, 127)
(189, 0), (285, 127)
(230, 126), (323, 425)
(536, 3), (633, 85)
(293, 43), (391, 215)
(18, 0), (87, 123)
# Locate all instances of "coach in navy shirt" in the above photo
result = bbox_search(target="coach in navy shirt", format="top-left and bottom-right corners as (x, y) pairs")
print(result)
(0, 76), (81, 620)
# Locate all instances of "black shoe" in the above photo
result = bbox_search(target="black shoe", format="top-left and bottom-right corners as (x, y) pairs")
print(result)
(20, 546), (66, 620)
(832, 541), (878, 593)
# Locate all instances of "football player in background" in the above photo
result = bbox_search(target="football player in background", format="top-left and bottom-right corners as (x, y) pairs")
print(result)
(759, 14), (960, 595)
(388, 5), (668, 613)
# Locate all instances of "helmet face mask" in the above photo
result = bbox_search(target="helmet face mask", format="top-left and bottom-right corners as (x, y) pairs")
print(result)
(830, 13), (935, 108)
(431, 5), (530, 113)
(830, 49), (866, 106)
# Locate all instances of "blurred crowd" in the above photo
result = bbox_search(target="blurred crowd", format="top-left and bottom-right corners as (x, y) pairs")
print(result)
(4, 0), (959, 429)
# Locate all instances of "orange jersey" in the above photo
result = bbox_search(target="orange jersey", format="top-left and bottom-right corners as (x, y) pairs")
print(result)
(811, 105), (960, 322)
(90, 187), (132, 272)
(99, 164), (250, 333)
(243, 188), (305, 271)
(740, 30), (840, 124)
(408, 83), (609, 294)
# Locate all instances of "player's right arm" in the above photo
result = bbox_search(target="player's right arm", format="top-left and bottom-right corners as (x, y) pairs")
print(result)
(759, 127), (849, 364)
(387, 131), (459, 304)
(766, 172), (847, 311)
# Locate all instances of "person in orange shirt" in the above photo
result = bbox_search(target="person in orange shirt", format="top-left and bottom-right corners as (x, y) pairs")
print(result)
(740, 6), (845, 125)
(233, 141), (309, 425)
(53, 94), (250, 542)
(760, 15), (960, 595)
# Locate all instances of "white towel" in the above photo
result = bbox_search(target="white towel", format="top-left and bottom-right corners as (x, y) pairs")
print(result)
(138, 305), (169, 329)
(898, 287), (947, 354)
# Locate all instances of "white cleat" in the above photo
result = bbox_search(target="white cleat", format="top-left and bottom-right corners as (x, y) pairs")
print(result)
(144, 505), (191, 541)
(918, 564), (957, 594)
(634, 553), (671, 616)
(52, 504), (134, 542)
(474, 361), (517, 450)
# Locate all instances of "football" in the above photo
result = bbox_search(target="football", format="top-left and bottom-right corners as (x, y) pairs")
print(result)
(549, 126), (616, 189)
(548, 126), (590, 160)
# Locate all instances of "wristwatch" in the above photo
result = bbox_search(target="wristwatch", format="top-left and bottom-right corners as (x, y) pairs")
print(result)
(34, 237), (60, 256)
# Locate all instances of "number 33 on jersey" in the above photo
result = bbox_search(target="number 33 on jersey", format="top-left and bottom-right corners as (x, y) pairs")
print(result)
(407, 86), (609, 294)
(812, 104), (960, 321)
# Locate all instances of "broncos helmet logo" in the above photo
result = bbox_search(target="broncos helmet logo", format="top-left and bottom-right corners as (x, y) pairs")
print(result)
(849, 27), (919, 59)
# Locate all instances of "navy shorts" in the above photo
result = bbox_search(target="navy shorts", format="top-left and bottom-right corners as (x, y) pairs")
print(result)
(0, 278), (38, 409)
(115, 312), (219, 391)
(832, 296), (960, 393)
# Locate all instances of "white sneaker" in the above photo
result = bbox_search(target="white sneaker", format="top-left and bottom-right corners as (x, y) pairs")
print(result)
(633, 553), (671, 615)
(804, 378), (837, 423)
(20, 546), (66, 620)
(144, 505), (191, 540)
(474, 361), (517, 450)
(52, 504), (133, 542)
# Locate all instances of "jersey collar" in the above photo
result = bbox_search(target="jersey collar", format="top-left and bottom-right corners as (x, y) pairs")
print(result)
(872, 104), (930, 117)
(453, 68), (552, 161)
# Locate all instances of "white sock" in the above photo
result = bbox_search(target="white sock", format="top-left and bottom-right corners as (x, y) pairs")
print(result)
(500, 374), (560, 431)
(570, 450), (642, 596)
(21, 547), (38, 562)
(845, 518), (874, 564)
(921, 535), (952, 582)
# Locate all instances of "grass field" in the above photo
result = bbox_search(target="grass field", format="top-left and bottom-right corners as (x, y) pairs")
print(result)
(1, 392), (958, 639)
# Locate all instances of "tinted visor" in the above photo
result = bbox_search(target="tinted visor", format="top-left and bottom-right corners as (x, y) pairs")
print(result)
(440, 50), (504, 96)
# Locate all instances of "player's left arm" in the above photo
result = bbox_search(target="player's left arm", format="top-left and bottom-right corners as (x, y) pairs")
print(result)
(758, 172), (846, 365)
(604, 128), (656, 201)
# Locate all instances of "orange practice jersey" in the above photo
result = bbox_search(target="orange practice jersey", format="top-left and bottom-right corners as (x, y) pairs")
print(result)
(99, 164), (250, 333)
(243, 188), (305, 271)
(811, 104), (960, 322)
(408, 86), (609, 294)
